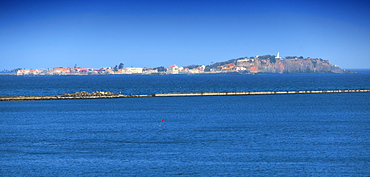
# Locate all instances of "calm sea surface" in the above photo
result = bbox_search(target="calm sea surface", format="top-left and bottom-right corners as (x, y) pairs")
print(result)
(0, 70), (370, 96)
(1, 70), (370, 176)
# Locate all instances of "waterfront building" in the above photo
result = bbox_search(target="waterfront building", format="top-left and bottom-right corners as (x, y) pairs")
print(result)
(167, 65), (179, 74)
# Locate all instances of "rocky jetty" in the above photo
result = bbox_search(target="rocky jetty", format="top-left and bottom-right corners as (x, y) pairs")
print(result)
(61, 91), (119, 97)
(0, 91), (129, 101)
(1, 90), (369, 101)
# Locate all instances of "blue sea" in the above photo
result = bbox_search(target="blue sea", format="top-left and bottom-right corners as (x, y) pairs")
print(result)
(1, 70), (370, 176)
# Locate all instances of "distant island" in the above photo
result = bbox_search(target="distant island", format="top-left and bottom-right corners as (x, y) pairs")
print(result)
(10, 53), (351, 75)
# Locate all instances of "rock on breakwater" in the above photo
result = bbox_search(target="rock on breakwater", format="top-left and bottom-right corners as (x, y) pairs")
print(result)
(0, 91), (139, 101)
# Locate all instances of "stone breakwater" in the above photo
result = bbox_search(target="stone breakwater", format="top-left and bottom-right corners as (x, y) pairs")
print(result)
(152, 89), (370, 97)
(0, 91), (149, 101)
(1, 90), (369, 101)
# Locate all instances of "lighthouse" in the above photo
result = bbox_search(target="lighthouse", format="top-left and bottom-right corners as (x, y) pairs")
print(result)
(275, 52), (281, 59)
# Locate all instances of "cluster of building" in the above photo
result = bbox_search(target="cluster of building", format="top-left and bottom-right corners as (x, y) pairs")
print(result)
(17, 67), (146, 75)
(166, 65), (206, 74)
(16, 65), (211, 75)
(15, 61), (256, 76)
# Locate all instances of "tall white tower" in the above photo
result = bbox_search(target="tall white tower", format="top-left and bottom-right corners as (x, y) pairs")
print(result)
(276, 52), (280, 59)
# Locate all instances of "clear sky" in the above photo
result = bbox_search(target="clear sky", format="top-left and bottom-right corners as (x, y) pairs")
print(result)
(1, 0), (369, 70)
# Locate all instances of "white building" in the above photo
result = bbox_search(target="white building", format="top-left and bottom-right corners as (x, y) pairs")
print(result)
(167, 65), (179, 74)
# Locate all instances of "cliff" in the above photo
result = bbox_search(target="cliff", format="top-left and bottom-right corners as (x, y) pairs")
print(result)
(228, 56), (351, 74)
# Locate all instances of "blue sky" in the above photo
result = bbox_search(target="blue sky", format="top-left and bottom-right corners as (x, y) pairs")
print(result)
(1, 0), (369, 70)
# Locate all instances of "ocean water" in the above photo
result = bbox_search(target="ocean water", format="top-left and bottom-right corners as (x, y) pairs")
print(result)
(1, 71), (370, 176)
(0, 70), (370, 96)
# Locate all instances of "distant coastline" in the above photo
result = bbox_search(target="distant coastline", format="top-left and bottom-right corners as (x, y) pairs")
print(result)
(4, 54), (352, 76)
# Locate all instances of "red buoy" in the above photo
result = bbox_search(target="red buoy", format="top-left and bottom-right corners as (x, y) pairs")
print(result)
(161, 119), (165, 122)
